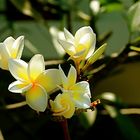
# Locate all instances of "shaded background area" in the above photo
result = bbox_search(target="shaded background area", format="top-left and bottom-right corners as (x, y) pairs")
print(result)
(0, 0), (140, 139)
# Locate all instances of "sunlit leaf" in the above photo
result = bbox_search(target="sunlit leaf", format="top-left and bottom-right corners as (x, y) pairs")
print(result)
(87, 43), (106, 65)
(128, 1), (140, 32)
(97, 92), (122, 108)
(82, 43), (106, 72)
(103, 3), (123, 12)
(99, 0), (120, 5)
(130, 46), (140, 52)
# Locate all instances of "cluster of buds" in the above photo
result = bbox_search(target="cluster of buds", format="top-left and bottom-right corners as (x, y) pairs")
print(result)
(0, 26), (105, 119)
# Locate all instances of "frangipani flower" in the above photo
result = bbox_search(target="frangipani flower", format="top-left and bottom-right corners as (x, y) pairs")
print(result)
(0, 36), (24, 70)
(8, 54), (61, 112)
(50, 93), (75, 118)
(58, 26), (96, 61)
(59, 65), (91, 109)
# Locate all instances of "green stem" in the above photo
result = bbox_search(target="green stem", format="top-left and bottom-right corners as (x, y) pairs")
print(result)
(59, 119), (71, 140)
(74, 60), (80, 77)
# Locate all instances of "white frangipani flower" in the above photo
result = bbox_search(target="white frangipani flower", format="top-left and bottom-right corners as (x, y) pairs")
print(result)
(0, 36), (24, 70)
(50, 93), (75, 118)
(59, 65), (91, 109)
(58, 26), (96, 61)
(8, 54), (61, 112)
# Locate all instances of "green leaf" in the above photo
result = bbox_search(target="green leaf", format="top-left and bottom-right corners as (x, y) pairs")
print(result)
(128, 1), (140, 32)
(103, 3), (123, 12)
(99, 0), (120, 5)
(82, 43), (106, 72)
(130, 46), (140, 52)
(105, 105), (140, 140)
(99, 92), (118, 103)
(87, 43), (107, 65)
(10, 0), (43, 21)
(100, 93), (140, 140)
(98, 92), (122, 106)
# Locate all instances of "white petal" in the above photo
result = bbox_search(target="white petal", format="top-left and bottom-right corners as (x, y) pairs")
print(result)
(50, 93), (75, 118)
(0, 43), (10, 70)
(75, 26), (96, 59)
(59, 65), (68, 89)
(8, 81), (32, 93)
(68, 65), (77, 87)
(74, 94), (91, 108)
(25, 84), (48, 112)
(85, 33), (96, 59)
(11, 36), (24, 58)
(3, 36), (15, 53)
(8, 59), (29, 82)
(72, 81), (91, 97)
(71, 81), (91, 108)
(58, 39), (76, 56)
(75, 26), (93, 44)
(50, 93), (63, 110)
(36, 69), (62, 94)
(28, 54), (45, 81)
(64, 28), (74, 43)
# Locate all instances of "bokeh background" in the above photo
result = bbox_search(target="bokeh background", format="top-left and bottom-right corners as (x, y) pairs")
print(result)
(0, 0), (140, 140)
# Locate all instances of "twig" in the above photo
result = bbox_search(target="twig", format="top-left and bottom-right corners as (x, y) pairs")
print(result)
(0, 101), (27, 110)
(101, 108), (140, 115)
(120, 108), (140, 115)
(45, 60), (64, 66)
(59, 119), (71, 140)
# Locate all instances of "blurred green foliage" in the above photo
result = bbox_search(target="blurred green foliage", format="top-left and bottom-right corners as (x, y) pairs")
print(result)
(0, 0), (140, 140)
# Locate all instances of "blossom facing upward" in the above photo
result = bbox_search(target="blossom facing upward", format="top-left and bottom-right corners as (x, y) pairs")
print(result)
(8, 54), (61, 112)
(50, 93), (75, 118)
(0, 36), (24, 70)
(59, 65), (91, 109)
(58, 26), (96, 61)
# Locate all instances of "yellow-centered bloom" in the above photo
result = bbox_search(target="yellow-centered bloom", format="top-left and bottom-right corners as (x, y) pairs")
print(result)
(59, 65), (91, 109)
(58, 26), (96, 61)
(50, 93), (75, 118)
(0, 36), (24, 70)
(8, 54), (61, 112)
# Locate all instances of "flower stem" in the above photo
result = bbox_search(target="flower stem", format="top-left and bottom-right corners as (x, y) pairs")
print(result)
(59, 119), (71, 140)
(74, 60), (80, 78)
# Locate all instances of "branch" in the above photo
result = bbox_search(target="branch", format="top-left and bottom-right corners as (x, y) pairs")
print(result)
(59, 119), (71, 140)
(0, 101), (27, 110)
(89, 43), (132, 85)
(101, 108), (140, 115)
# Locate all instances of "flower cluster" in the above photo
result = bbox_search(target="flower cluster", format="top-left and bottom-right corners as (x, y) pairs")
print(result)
(0, 26), (106, 119)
